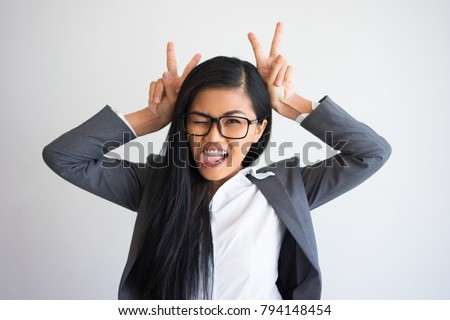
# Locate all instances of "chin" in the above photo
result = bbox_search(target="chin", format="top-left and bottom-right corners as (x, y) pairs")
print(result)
(197, 163), (239, 183)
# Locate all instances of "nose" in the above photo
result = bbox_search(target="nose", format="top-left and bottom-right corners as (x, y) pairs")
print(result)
(205, 121), (223, 141)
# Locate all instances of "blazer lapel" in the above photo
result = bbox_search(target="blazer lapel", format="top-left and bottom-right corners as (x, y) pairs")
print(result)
(247, 173), (319, 269)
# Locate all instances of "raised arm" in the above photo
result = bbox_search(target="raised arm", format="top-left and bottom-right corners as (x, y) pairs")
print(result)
(299, 96), (391, 210)
(248, 23), (391, 209)
(42, 43), (201, 211)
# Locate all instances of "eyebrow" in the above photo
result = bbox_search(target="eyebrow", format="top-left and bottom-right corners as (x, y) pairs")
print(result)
(223, 110), (246, 116)
(191, 109), (247, 117)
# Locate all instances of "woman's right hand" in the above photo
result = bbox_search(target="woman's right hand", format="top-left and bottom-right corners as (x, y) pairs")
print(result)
(125, 43), (201, 136)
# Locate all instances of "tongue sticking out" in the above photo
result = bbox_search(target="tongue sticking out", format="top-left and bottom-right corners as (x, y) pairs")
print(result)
(204, 155), (223, 163)
(199, 152), (227, 167)
(199, 145), (228, 167)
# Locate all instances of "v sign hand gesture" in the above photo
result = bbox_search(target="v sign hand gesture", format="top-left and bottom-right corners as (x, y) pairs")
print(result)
(126, 43), (201, 136)
(147, 42), (201, 129)
(248, 22), (313, 121)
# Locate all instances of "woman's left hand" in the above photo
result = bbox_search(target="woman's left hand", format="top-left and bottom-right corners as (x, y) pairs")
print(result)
(248, 22), (312, 120)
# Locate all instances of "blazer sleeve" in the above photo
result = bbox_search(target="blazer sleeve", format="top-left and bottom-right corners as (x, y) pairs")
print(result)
(299, 96), (392, 210)
(42, 106), (150, 212)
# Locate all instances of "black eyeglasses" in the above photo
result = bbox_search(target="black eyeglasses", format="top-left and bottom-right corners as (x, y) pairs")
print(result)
(182, 112), (261, 139)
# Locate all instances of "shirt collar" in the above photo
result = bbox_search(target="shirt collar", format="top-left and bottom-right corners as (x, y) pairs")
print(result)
(210, 166), (276, 213)
(240, 166), (275, 180)
(212, 166), (275, 199)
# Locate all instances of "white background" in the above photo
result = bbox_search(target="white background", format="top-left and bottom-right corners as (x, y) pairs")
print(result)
(1, 0), (449, 299)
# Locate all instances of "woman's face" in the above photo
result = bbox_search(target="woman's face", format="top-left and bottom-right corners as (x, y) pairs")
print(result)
(187, 88), (267, 191)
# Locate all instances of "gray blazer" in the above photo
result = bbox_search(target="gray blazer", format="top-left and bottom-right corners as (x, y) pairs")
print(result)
(43, 96), (391, 299)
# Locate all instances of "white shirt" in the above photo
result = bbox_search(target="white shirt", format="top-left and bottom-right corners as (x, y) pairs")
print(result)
(209, 167), (285, 299)
(114, 101), (319, 299)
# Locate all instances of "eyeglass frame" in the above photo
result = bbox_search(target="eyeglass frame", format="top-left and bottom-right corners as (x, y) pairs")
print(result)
(181, 112), (262, 139)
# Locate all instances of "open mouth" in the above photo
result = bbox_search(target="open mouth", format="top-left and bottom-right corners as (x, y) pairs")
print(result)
(199, 145), (229, 168)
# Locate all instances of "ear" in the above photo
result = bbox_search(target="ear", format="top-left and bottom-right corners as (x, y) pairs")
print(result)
(252, 119), (268, 143)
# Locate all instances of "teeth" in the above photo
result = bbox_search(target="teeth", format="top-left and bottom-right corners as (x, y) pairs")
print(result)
(203, 150), (227, 156)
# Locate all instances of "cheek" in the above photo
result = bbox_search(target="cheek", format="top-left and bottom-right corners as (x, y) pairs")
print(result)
(228, 140), (253, 161)
(240, 129), (261, 153)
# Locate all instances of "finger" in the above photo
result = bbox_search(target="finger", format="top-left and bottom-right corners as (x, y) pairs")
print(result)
(269, 21), (283, 58)
(247, 32), (265, 64)
(162, 71), (177, 100)
(268, 54), (285, 85)
(181, 53), (202, 79)
(166, 42), (178, 75)
(149, 81), (157, 105)
(284, 65), (294, 84)
(153, 78), (165, 104)
(276, 60), (289, 87)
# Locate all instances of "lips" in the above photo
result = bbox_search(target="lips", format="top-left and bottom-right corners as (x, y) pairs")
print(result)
(198, 144), (229, 168)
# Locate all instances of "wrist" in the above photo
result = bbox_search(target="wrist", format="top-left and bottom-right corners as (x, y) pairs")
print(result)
(279, 93), (313, 121)
(283, 94), (313, 115)
(124, 107), (163, 136)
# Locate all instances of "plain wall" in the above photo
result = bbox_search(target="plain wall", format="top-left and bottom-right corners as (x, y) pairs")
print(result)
(1, 0), (449, 299)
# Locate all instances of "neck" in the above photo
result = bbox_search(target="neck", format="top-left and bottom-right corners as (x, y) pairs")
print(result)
(211, 166), (246, 195)
(211, 180), (224, 195)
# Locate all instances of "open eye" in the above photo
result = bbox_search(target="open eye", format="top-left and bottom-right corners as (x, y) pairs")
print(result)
(224, 117), (243, 125)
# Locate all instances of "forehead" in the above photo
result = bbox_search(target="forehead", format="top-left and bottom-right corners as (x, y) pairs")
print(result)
(189, 88), (255, 117)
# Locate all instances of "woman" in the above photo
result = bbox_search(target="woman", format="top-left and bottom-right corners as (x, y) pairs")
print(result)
(43, 23), (391, 299)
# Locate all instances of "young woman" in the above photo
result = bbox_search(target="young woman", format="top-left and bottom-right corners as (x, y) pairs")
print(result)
(43, 23), (391, 299)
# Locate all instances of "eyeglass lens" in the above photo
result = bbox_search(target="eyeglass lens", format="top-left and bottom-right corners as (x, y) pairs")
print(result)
(185, 114), (250, 139)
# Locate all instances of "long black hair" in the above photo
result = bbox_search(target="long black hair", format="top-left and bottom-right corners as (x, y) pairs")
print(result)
(135, 56), (273, 299)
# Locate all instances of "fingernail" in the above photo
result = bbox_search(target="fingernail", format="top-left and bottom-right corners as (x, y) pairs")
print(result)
(153, 97), (160, 103)
(276, 80), (282, 86)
